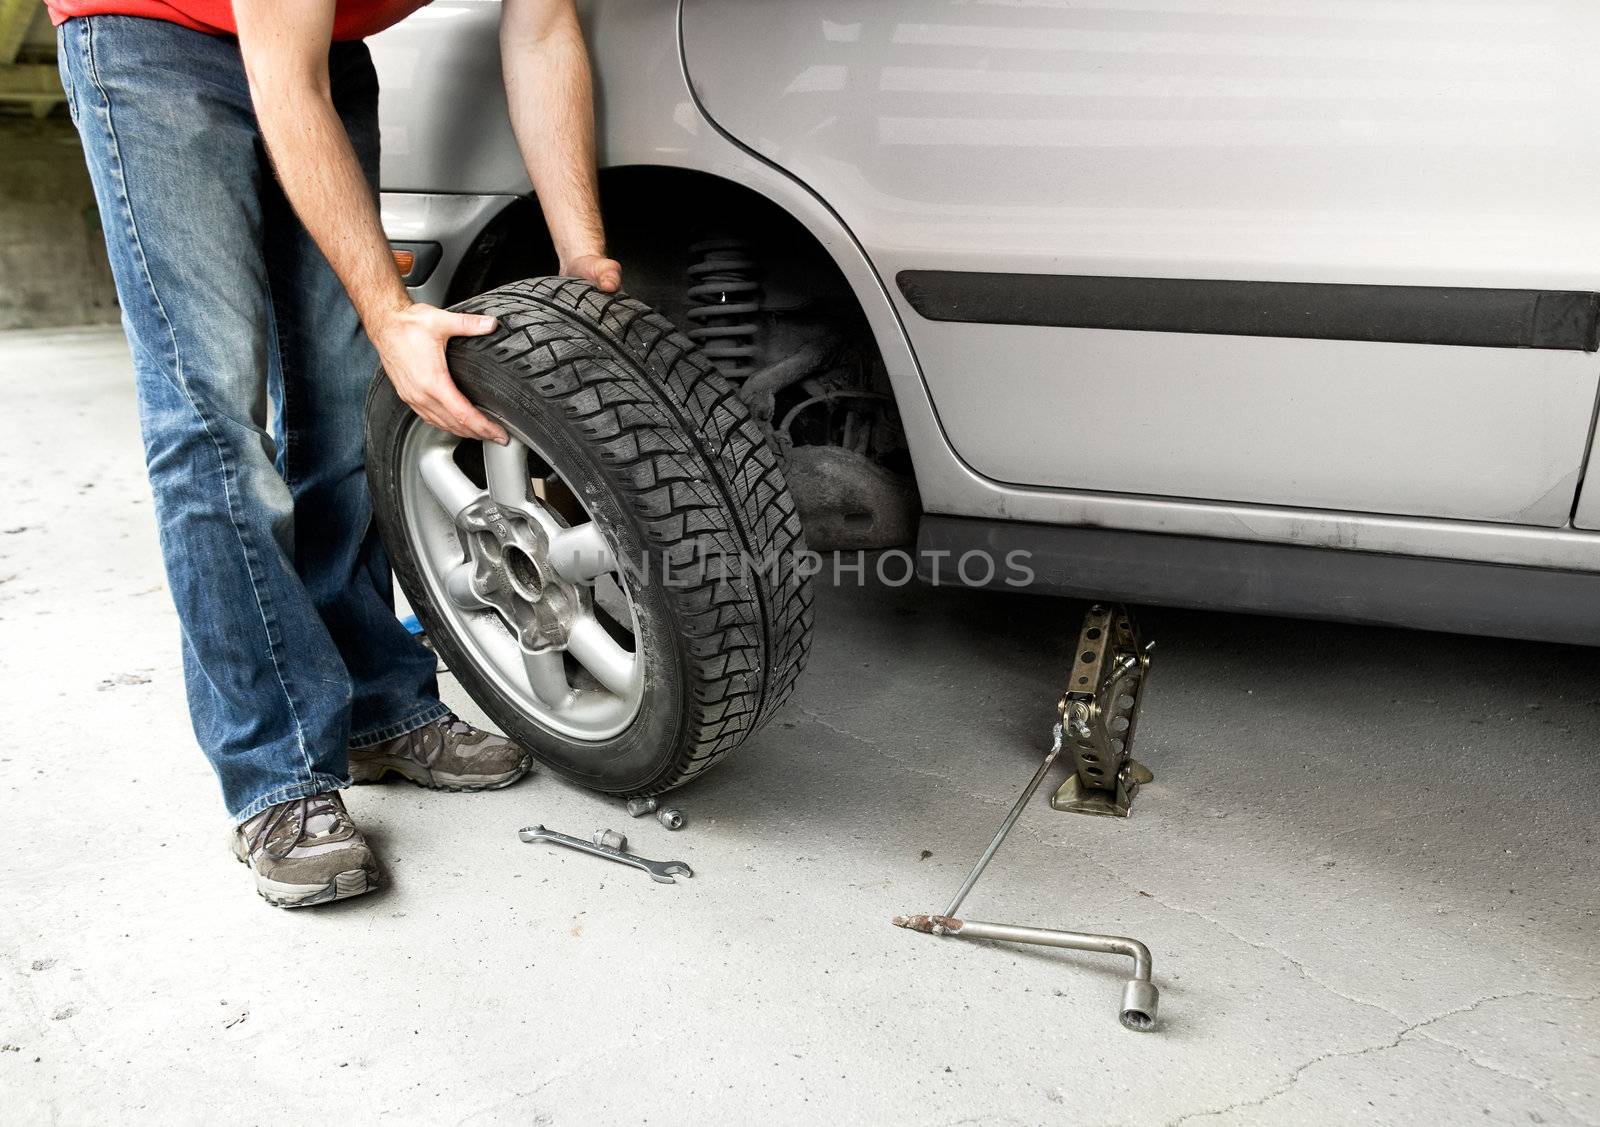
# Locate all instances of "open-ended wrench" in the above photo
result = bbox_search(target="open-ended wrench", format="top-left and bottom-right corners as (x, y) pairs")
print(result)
(518, 824), (693, 884)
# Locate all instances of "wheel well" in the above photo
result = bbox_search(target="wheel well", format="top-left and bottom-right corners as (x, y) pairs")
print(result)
(449, 165), (920, 550)
(449, 167), (876, 360)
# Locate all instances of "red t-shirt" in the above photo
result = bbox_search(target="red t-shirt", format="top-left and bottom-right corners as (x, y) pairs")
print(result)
(44, 0), (429, 40)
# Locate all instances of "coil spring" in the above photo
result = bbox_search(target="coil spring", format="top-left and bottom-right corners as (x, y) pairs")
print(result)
(685, 238), (762, 379)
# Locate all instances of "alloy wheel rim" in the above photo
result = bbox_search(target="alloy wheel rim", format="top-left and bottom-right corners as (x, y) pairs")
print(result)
(399, 419), (645, 741)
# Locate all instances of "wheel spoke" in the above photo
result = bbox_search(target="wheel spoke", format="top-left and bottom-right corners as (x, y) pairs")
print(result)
(444, 563), (485, 610)
(547, 522), (616, 583)
(484, 438), (530, 507)
(522, 649), (570, 708)
(566, 615), (639, 698)
(418, 435), (484, 519)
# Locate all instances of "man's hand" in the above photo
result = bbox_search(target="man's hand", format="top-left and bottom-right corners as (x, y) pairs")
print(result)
(369, 304), (509, 444)
(563, 253), (622, 293)
(502, 1), (619, 293)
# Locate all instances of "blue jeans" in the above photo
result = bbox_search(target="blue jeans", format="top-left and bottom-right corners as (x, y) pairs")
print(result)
(57, 15), (447, 822)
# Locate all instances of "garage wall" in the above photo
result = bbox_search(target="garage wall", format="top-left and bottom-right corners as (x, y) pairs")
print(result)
(0, 0), (119, 332)
(0, 113), (119, 331)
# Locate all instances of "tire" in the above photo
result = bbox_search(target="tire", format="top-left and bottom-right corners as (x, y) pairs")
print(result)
(365, 278), (813, 795)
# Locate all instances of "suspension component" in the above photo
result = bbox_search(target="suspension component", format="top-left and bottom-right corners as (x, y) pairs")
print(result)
(685, 238), (762, 380)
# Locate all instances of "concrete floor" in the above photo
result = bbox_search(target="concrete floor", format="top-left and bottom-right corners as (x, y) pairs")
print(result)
(2, 326), (1597, 1126)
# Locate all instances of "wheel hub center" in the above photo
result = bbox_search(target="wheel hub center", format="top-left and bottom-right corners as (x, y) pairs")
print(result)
(502, 545), (546, 601)
(457, 496), (580, 654)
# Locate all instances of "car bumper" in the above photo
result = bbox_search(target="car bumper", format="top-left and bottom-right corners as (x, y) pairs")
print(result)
(379, 191), (520, 307)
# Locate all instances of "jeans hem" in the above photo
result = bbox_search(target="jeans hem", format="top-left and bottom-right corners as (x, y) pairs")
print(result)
(348, 701), (451, 749)
(231, 774), (350, 826)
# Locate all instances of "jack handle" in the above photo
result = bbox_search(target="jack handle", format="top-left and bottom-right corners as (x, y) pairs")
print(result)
(891, 913), (1158, 1031)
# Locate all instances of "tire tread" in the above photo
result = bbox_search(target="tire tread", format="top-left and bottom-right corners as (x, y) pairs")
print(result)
(441, 278), (813, 792)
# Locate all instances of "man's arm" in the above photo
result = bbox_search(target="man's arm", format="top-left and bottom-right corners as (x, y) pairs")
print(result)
(500, 0), (621, 291)
(233, 0), (507, 444)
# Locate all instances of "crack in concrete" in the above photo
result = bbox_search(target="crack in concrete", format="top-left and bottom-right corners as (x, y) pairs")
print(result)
(450, 1033), (671, 1126)
(1165, 990), (1600, 1127)
(794, 705), (1018, 807)
(1409, 991), (1600, 1127)
(1415, 1029), (1586, 1117)
(1166, 1034), (1405, 1127)
(1099, 883), (1407, 1024)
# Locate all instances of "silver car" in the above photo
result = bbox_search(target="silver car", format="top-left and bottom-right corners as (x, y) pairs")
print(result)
(365, 1), (1600, 790)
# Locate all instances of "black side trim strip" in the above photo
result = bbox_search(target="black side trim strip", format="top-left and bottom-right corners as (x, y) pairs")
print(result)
(896, 270), (1600, 352)
(917, 516), (1600, 646)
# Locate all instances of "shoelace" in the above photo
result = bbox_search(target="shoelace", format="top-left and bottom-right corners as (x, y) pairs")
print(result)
(248, 793), (348, 861)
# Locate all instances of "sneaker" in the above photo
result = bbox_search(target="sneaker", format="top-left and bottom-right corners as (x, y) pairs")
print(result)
(348, 714), (531, 792)
(232, 791), (379, 908)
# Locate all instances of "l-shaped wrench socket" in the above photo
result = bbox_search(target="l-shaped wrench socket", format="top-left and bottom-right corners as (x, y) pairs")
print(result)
(893, 723), (1161, 1032)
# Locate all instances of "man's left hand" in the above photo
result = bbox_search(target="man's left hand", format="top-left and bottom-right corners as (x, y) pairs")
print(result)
(563, 254), (622, 293)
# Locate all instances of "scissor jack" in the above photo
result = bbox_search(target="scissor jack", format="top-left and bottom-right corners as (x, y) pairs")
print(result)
(893, 604), (1161, 1031)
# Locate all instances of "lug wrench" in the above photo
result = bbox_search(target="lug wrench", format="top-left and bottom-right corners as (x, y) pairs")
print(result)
(894, 724), (1161, 1031)
(519, 824), (693, 884)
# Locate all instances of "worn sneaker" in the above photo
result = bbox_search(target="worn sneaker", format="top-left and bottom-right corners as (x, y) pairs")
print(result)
(348, 714), (532, 792)
(232, 791), (379, 908)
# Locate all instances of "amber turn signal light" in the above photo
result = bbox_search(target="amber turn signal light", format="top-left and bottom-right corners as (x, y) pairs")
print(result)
(391, 248), (416, 277)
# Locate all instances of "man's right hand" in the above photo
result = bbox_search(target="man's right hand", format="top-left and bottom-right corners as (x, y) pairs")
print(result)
(371, 303), (509, 444)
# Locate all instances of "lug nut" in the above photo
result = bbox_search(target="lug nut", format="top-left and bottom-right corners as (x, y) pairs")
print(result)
(626, 796), (658, 818)
(592, 828), (627, 851)
(657, 807), (685, 831)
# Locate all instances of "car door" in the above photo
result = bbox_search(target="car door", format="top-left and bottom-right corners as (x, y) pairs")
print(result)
(681, 0), (1600, 526)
